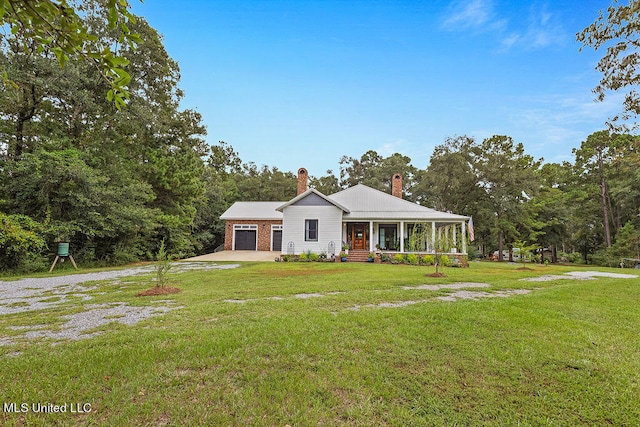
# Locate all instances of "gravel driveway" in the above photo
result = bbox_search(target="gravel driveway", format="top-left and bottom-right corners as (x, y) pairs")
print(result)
(0, 262), (238, 349)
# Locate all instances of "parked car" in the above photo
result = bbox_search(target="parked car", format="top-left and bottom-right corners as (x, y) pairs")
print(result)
(492, 249), (523, 261)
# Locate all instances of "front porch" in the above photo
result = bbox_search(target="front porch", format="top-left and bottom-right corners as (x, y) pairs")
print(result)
(342, 221), (469, 255)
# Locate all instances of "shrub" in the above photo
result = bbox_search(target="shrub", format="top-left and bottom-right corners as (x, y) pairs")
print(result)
(421, 255), (434, 265)
(299, 252), (308, 262)
(0, 213), (46, 272)
(406, 253), (418, 265)
(591, 249), (622, 268)
(309, 252), (320, 262)
(393, 253), (404, 264)
(561, 252), (585, 264)
(438, 255), (451, 267)
(380, 253), (391, 263)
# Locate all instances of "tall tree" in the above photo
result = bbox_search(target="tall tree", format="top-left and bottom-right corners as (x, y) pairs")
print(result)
(309, 170), (341, 195)
(573, 131), (615, 246)
(572, 131), (635, 247)
(577, 0), (640, 131)
(234, 163), (297, 202)
(0, 0), (140, 108)
(529, 162), (573, 262)
(339, 150), (417, 199)
(471, 135), (541, 261)
(0, 6), (208, 264)
(417, 135), (484, 212)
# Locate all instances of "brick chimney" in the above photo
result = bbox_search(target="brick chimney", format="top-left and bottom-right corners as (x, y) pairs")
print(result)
(391, 173), (402, 199)
(297, 167), (308, 195)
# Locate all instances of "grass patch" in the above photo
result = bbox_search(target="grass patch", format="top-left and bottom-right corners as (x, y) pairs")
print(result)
(6, 302), (29, 308)
(0, 262), (638, 425)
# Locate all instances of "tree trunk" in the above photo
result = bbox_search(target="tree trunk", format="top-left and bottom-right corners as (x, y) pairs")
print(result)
(13, 83), (39, 158)
(498, 229), (504, 261)
(600, 173), (612, 247)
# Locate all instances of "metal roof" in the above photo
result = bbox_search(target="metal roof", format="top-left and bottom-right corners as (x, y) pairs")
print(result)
(220, 201), (284, 220)
(220, 184), (469, 222)
(329, 184), (469, 221)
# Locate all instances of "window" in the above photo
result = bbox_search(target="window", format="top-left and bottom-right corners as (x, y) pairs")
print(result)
(305, 219), (318, 241)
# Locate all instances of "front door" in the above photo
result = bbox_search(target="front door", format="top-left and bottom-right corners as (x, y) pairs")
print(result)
(351, 223), (367, 250)
(272, 230), (282, 251)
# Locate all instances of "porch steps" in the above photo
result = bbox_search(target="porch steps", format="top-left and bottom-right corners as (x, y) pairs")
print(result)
(346, 250), (372, 263)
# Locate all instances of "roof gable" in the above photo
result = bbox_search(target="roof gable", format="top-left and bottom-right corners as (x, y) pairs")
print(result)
(277, 188), (349, 212)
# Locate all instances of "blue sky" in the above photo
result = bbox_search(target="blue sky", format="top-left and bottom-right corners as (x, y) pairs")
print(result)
(130, 0), (615, 177)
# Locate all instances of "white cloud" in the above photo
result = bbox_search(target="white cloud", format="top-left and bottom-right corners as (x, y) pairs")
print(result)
(505, 92), (626, 162)
(377, 139), (408, 157)
(442, 1), (566, 51)
(442, 0), (500, 31)
(500, 3), (566, 51)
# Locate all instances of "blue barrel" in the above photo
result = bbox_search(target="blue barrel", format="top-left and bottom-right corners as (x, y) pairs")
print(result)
(57, 242), (70, 257)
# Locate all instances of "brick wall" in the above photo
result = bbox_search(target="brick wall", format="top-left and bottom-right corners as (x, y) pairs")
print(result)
(224, 220), (283, 251)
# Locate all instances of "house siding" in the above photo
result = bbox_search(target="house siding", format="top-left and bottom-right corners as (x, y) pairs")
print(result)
(281, 205), (343, 255)
(224, 219), (283, 251)
(292, 193), (334, 207)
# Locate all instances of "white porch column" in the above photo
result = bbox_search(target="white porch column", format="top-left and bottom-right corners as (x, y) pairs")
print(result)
(369, 221), (374, 252)
(431, 221), (436, 253)
(400, 221), (405, 252)
(461, 220), (467, 254)
(453, 224), (457, 248)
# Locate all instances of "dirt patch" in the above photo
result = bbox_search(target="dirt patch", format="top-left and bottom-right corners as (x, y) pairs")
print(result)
(437, 289), (531, 301)
(522, 271), (639, 282)
(426, 272), (446, 277)
(348, 287), (532, 311)
(295, 293), (325, 299)
(403, 283), (490, 291)
(136, 287), (182, 297)
(258, 268), (344, 278)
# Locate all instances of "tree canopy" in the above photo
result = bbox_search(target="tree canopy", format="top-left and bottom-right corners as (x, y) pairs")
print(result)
(577, 0), (640, 131)
(1, 1), (639, 271)
(0, 0), (139, 108)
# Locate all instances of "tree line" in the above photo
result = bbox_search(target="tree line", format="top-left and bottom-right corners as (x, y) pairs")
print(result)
(1, 2), (639, 272)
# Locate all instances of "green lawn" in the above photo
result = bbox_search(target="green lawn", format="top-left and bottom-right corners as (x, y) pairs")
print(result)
(1, 262), (639, 426)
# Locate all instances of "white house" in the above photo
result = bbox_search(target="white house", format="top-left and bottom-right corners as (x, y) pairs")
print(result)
(220, 168), (471, 263)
